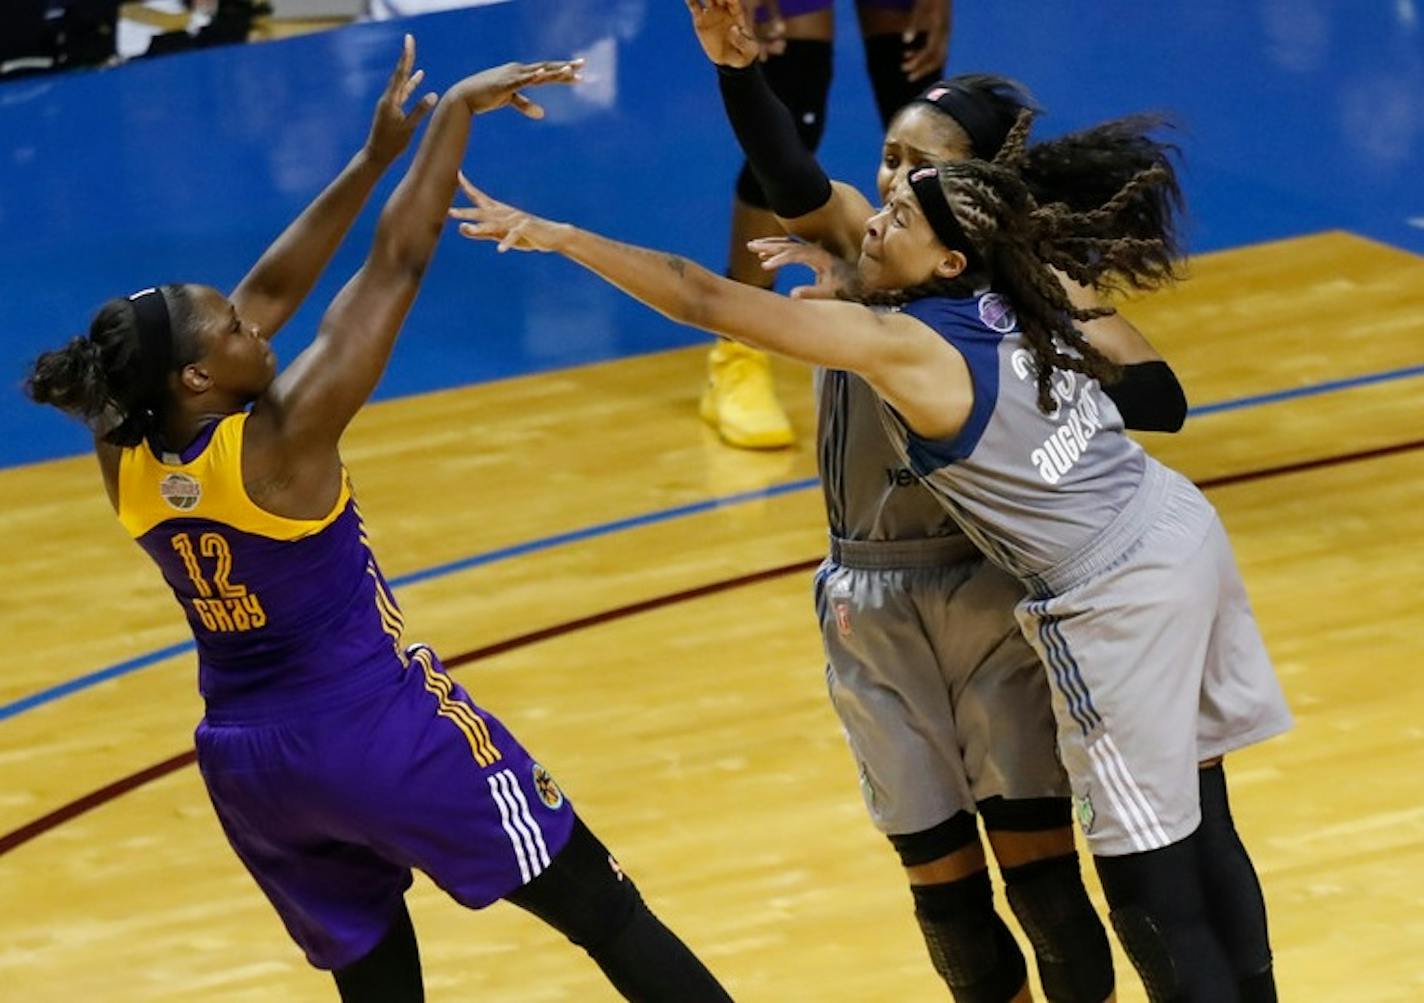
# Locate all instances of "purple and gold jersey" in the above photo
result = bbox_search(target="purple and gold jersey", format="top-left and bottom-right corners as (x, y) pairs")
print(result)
(118, 412), (405, 716)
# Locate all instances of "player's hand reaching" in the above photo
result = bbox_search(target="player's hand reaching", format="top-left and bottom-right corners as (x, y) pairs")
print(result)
(452, 59), (584, 119)
(902, 0), (950, 81)
(686, 0), (761, 68)
(449, 174), (571, 253)
(364, 34), (439, 165)
(747, 237), (862, 300)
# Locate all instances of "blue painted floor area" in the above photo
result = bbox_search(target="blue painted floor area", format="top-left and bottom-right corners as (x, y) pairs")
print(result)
(1, 0), (1421, 467)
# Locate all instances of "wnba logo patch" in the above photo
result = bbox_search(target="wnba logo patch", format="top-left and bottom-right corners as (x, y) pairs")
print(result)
(532, 763), (564, 810)
(159, 472), (201, 510)
(978, 292), (1017, 333)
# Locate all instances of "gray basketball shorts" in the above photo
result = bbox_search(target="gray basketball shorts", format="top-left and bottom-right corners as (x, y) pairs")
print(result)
(1016, 472), (1293, 857)
(815, 549), (1069, 837)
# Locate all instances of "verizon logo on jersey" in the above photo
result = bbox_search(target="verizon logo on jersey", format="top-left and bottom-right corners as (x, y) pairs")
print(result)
(1011, 350), (1107, 485)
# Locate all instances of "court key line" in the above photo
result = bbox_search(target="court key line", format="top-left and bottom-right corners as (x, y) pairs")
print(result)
(2, 361), (1422, 724)
(2, 435), (1424, 857)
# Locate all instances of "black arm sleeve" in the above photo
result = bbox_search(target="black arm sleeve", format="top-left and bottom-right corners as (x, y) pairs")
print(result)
(1103, 360), (1188, 432)
(717, 63), (833, 219)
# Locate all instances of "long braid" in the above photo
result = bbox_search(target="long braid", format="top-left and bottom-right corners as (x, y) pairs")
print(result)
(916, 137), (1178, 413)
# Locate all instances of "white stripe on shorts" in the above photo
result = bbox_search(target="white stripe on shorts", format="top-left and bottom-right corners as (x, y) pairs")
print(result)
(493, 769), (552, 876)
(488, 772), (532, 882)
(1087, 734), (1172, 852)
(1082, 735), (1173, 849)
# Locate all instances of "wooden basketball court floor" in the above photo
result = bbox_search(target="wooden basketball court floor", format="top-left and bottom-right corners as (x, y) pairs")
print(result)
(2, 231), (1422, 1000)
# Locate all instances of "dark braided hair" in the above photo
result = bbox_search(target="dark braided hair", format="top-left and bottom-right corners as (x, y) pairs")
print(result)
(905, 76), (1184, 284)
(25, 284), (199, 447)
(890, 110), (1181, 414)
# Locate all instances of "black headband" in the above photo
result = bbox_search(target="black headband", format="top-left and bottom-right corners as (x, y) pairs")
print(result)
(907, 166), (983, 273)
(127, 287), (174, 403)
(913, 82), (1007, 159)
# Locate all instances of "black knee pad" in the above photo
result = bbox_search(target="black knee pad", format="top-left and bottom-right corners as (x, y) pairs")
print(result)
(888, 810), (980, 867)
(911, 871), (1027, 1003)
(1108, 905), (1181, 1002)
(1096, 836), (1240, 1003)
(978, 795), (1073, 833)
(735, 38), (833, 209)
(1001, 855), (1114, 1003)
(862, 32), (943, 127)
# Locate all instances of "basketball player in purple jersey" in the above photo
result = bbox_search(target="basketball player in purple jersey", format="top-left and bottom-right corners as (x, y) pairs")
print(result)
(453, 106), (1290, 1002)
(25, 39), (731, 1003)
(700, 0), (950, 448)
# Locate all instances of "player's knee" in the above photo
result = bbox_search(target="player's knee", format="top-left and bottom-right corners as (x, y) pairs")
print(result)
(1107, 905), (1182, 1002)
(910, 870), (1028, 1003)
(1001, 854), (1114, 1003)
(888, 810), (980, 869)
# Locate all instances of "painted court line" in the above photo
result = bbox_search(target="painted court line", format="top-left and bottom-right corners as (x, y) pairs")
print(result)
(1, 361), (1421, 723)
(4, 433), (1424, 856)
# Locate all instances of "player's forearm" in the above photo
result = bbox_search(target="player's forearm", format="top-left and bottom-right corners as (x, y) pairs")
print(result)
(370, 92), (475, 281)
(717, 63), (832, 219)
(557, 227), (721, 332)
(233, 149), (387, 337)
(555, 227), (836, 367)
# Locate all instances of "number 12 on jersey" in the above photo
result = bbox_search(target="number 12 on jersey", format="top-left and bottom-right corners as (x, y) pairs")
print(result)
(171, 531), (268, 632)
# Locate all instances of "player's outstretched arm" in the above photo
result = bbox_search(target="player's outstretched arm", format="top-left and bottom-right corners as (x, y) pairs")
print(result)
(230, 35), (437, 342)
(451, 183), (971, 438)
(686, 0), (878, 261)
(260, 59), (581, 459)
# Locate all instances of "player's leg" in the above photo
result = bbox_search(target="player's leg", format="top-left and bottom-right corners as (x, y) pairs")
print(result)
(892, 816), (1031, 1003)
(387, 646), (731, 1001)
(706, 3), (833, 449)
(504, 814), (732, 1002)
(1196, 760), (1276, 1003)
(981, 799), (1116, 1003)
(943, 561), (1114, 1002)
(1193, 516), (1290, 1002)
(856, 0), (947, 128)
(1013, 485), (1241, 1002)
(333, 902), (423, 1003)
(819, 559), (1029, 1001)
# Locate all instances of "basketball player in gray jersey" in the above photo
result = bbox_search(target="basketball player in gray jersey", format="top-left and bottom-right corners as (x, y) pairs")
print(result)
(454, 102), (1290, 1002)
(685, 4), (1190, 1000)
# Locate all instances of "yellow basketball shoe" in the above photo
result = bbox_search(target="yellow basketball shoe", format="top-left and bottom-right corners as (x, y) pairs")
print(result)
(699, 340), (795, 449)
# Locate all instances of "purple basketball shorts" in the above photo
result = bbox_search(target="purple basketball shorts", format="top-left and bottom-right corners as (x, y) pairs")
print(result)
(195, 644), (575, 969)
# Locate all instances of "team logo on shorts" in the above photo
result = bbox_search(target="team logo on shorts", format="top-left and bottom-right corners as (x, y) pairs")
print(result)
(833, 598), (853, 637)
(1074, 792), (1096, 833)
(532, 763), (564, 810)
(978, 292), (1017, 333)
(159, 472), (201, 510)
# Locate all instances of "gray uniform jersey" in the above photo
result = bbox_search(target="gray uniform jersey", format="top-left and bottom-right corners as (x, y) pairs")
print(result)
(875, 292), (1291, 854)
(877, 294), (1150, 593)
(815, 367), (961, 542)
(813, 363), (1066, 835)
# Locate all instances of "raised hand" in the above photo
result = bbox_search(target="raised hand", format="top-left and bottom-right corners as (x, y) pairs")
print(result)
(747, 237), (862, 300)
(449, 174), (570, 253)
(901, 0), (951, 81)
(453, 59), (584, 119)
(365, 34), (439, 165)
(685, 0), (760, 68)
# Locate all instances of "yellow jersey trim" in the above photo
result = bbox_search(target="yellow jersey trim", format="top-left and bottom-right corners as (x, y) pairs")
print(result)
(117, 412), (352, 541)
